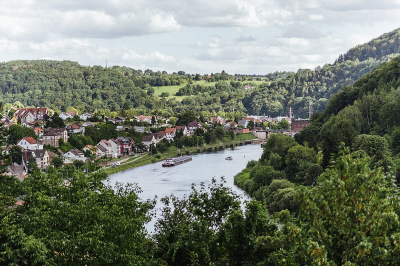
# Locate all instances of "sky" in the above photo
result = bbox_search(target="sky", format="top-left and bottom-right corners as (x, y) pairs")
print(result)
(1, 0), (400, 75)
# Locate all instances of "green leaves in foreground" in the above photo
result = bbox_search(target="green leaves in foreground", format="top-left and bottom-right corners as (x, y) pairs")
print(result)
(153, 178), (279, 266)
(0, 172), (157, 266)
(277, 147), (400, 265)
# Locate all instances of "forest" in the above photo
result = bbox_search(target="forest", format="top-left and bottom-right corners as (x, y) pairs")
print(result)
(1, 28), (400, 118)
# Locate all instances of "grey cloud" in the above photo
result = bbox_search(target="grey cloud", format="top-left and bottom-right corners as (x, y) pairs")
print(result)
(281, 24), (325, 39)
(236, 36), (257, 42)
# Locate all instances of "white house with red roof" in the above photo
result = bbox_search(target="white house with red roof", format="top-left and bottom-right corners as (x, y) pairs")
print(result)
(165, 127), (176, 141)
(135, 115), (152, 124)
(17, 137), (43, 150)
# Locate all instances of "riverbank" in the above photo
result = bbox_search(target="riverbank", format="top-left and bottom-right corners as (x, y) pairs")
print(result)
(103, 133), (259, 176)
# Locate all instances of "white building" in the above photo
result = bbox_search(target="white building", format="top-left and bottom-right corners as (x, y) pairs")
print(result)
(17, 137), (43, 150)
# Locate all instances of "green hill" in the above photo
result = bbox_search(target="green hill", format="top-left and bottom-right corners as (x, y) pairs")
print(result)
(243, 28), (400, 117)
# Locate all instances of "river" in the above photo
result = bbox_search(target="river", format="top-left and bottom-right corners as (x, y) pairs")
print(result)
(106, 143), (263, 232)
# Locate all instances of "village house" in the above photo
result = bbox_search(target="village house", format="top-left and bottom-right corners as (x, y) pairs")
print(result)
(82, 121), (95, 127)
(290, 120), (311, 136)
(210, 116), (226, 125)
(82, 145), (96, 154)
(17, 137), (43, 150)
(238, 119), (249, 128)
(95, 144), (108, 158)
(187, 121), (202, 131)
(66, 124), (84, 135)
(34, 127), (44, 138)
(59, 112), (73, 121)
(135, 115), (152, 124)
(46, 151), (60, 165)
(13, 107), (49, 122)
(114, 117), (126, 124)
(142, 134), (157, 147)
(63, 149), (86, 164)
(24, 149), (50, 169)
(133, 126), (145, 133)
(175, 126), (190, 136)
(108, 139), (122, 158)
(165, 127), (176, 141)
(5, 162), (28, 181)
(1, 118), (14, 129)
(224, 121), (238, 130)
(116, 125), (132, 132)
(97, 139), (113, 157)
(15, 111), (35, 124)
(79, 113), (93, 121)
(42, 128), (69, 147)
(116, 137), (133, 155)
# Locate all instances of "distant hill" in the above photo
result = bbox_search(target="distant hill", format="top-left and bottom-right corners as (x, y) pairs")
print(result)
(295, 55), (400, 165)
(0, 60), (188, 113)
(242, 28), (400, 117)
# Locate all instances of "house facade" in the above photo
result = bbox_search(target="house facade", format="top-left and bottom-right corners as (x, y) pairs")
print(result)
(24, 149), (50, 169)
(116, 137), (133, 155)
(17, 137), (42, 150)
(14, 108), (49, 122)
(98, 139), (113, 157)
(142, 134), (157, 147)
(42, 128), (69, 147)
(63, 149), (86, 164)
(108, 139), (121, 158)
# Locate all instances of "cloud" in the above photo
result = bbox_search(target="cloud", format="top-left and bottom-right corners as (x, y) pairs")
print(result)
(0, 39), (19, 53)
(236, 36), (257, 42)
(122, 50), (176, 64)
(281, 24), (325, 39)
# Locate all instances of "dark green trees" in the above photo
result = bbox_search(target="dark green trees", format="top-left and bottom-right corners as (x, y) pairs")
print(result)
(153, 178), (278, 266)
(0, 172), (157, 265)
(279, 148), (400, 265)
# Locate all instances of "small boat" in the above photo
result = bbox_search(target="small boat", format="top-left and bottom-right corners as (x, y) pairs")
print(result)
(162, 156), (192, 167)
(162, 158), (175, 167)
(225, 156), (233, 160)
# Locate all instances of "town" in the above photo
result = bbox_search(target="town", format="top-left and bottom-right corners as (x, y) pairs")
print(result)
(2, 105), (310, 180)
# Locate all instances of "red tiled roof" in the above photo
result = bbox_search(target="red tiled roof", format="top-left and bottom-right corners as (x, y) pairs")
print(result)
(165, 128), (176, 134)
(21, 137), (37, 144)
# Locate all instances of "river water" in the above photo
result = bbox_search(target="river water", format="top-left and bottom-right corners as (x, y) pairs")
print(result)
(106, 144), (263, 232)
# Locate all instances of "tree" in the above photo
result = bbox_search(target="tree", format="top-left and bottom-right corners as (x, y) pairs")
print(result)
(284, 144), (317, 182)
(147, 87), (155, 95)
(177, 110), (196, 126)
(264, 179), (298, 214)
(215, 126), (225, 140)
(46, 114), (65, 128)
(0, 172), (158, 265)
(7, 124), (37, 145)
(27, 155), (38, 173)
(168, 117), (177, 126)
(153, 178), (278, 265)
(277, 147), (400, 265)
(229, 129), (235, 140)
(278, 119), (290, 129)
(247, 120), (254, 130)
(9, 145), (23, 165)
(52, 156), (64, 168)
(261, 133), (297, 163)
